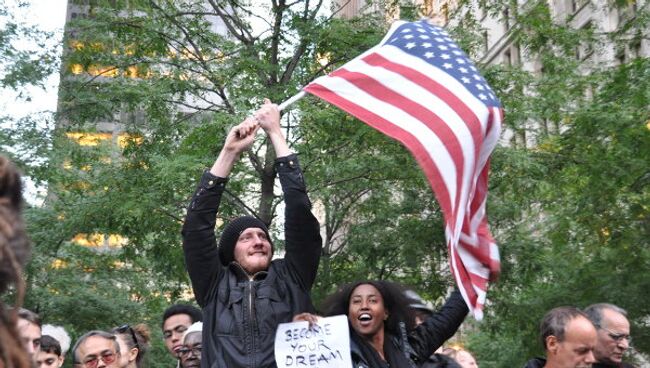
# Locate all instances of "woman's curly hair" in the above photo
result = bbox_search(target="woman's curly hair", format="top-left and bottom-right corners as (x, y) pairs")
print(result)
(0, 156), (32, 368)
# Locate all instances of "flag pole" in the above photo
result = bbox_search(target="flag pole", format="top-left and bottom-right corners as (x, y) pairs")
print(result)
(278, 91), (306, 112)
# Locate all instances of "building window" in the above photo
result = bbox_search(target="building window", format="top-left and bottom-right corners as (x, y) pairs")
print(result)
(615, 47), (626, 65)
(503, 7), (510, 31)
(575, 21), (594, 61)
(504, 49), (512, 66)
(571, 0), (588, 13)
(483, 30), (489, 54)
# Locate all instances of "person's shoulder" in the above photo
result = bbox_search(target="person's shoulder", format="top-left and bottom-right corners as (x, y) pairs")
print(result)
(522, 357), (546, 368)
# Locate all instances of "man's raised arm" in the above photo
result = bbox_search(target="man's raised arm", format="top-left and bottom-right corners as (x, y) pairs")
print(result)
(181, 118), (260, 306)
(255, 99), (322, 290)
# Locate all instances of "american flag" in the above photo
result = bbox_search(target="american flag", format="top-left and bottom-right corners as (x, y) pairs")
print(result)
(303, 20), (502, 319)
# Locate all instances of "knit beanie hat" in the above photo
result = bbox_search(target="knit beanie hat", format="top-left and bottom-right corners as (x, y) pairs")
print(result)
(218, 216), (272, 266)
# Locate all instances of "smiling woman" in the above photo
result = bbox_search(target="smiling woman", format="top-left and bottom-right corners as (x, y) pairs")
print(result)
(320, 281), (469, 368)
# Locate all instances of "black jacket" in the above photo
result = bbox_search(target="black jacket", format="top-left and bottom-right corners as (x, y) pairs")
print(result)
(593, 362), (636, 368)
(182, 154), (322, 368)
(522, 357), (546, 368)
(350, 290), (468, 368)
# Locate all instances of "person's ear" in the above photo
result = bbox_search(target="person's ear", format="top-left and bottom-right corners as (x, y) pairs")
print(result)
(546, 336), (558, 355)
(129, 348), (139, 362)
(57, 356), (65, 368)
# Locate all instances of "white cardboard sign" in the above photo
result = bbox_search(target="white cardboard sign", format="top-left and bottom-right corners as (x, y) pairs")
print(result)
(274, 314), (352, 368)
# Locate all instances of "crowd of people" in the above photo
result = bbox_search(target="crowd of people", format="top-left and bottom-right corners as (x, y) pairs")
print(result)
(0, 100), (636, 368)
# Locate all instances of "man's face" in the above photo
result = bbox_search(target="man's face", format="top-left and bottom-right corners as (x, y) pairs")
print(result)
(547, 316), (597, 368)
(178, 332), (202, 368)
(593, 309), (631, 365)
(36, 351), (63, 368)
(77, 336), (120, 368)
(233, 228), (272, 275)
(163, 314), (193, 356)
(17, 317), (41, 358)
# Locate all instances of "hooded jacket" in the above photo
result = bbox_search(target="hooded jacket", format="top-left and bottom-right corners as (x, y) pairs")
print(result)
(182, 154), (322, 368)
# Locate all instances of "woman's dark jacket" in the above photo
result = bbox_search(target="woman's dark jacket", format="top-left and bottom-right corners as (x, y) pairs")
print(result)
(350, 290), (469, 368)
(182, 155), (322, 368)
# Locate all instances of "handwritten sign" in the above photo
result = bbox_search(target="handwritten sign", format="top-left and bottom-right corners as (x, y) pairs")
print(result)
(274, 315), (352, 368)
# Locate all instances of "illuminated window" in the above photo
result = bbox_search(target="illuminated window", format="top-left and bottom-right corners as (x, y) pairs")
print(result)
(71, 233), (127, 248)
(70, 64), (84, 74)
(51, 259), (68, 269)
(66, 132), (113, 146)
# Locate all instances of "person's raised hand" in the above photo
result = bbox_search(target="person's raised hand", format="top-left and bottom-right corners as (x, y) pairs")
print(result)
(292, 313), (321, 328)
(223, 117), (259, 154)
(254, 98), (280, 134)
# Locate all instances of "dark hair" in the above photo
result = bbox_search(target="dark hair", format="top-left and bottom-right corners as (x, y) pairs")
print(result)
(584, 303), (627, 328)
(321, 280), (416, 336)
(539, 307), (590, 350)
(161, 305), (202, 329)
(72, 331), (119, 364)
(110, 324), (150, 368)
(0, 157), (30, 297)
(17, 308), (41, 327)
(0, 157), (32, 368)
(40, 335), (62, 356)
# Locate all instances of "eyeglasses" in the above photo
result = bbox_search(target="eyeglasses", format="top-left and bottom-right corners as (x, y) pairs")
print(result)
(82, 351), (117, 368)
(176, 345), (202, 359)
(115, 324), (140, 351)
(599, 326), (632, 344)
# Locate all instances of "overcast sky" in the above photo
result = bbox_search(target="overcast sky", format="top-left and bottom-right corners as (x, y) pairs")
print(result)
(4, 0), (67, 118)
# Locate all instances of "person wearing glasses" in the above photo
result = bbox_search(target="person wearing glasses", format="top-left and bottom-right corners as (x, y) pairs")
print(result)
(523, 307), (597, 368)
(181, 99), (321, 368)
(176, 322), (202, 368)
(161, 304), (202, 359)
(584, 304), (634, 368)
(72, 331), (121, 368)
(111, 324), (151, 368)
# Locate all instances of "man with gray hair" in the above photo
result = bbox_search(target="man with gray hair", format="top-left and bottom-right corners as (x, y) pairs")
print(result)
(523, 306), (597, 368)
(584, 304), (634, 368)
(72, 331), (122, 368)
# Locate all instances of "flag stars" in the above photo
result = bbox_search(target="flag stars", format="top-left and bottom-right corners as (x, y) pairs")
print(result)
(453, 50), (463, 56)
(404, 34), (414, 39)
(441, 53), (451, 59)
(473, 74), (481, 81)
(476, 84), (485, 90)
(456, 58), (466, 64)
(459, 67), (468, 73)
(461, 77), (471, 83)
(443, 63), (453, 69)
(438, 45), (449, 50)
(422, 42), (433, 48)
(419, 35), (430, 39)
(424, 52), (435, 59)
(435, 37), (445, 42)
(478, 93), (487, 100)
(405, 42), (417, 49)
